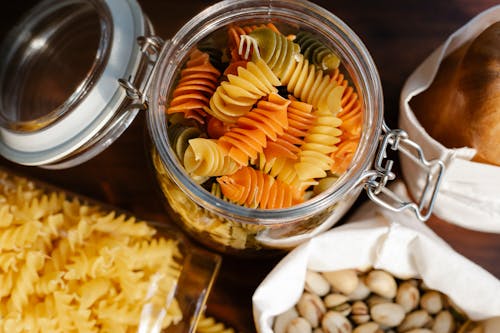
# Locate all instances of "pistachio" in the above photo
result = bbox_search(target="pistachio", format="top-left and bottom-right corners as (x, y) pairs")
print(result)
(432, 310), (455, 333)
(322, 311), (352, 333)
(324, 294), (349, 308)
(397, 310), (431, 332)
(323, 270), (359, 295)
(396, 281), (420, 313)
(305, 271), (331, 297)
(404, 329), (434, 333)
(420, 290), (443, 314)
(351, 301), (369, 316)
(352, 322), (381, 333)
(274, 308), (299, 333)
(458, 320), (484, 333)
(366, 295), (391, 308)
(370, 303), (405, 327)
(365, 270), (397, 299)
(332, 303), (352, 317)
(347, 278), (371, 301)
(313, 329), (325, 333)
(288, 317), (313, 333)
(350, 315), (371, 325)
(297, 292), (326, 328)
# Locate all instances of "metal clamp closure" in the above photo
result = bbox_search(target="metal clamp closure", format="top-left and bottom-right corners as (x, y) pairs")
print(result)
(364, 124), (445, 221)
(118, 36), (165, 110)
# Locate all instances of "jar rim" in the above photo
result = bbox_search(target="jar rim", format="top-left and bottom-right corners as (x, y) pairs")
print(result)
(0, 0), (147, 167)
(148, 0), (383, 224)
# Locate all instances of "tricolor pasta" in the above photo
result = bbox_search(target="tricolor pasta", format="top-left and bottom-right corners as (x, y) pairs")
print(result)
(164, 21), (363, 209)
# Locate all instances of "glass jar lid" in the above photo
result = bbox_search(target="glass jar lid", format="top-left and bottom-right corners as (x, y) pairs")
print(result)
(0, 0), (148, 168)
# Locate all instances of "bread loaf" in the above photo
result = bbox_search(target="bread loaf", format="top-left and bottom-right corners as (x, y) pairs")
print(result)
(411, 22), (500, 165)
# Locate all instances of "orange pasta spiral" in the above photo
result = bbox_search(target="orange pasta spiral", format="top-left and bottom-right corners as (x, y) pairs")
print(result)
(330, 138), (359, 175)
(207, 58), (281, 123)
(263, 99), (315, 160)
(217, 167), (303, 209)
(329, 70), (362, 174)
(218, 93), (290, 166)
(166, 49), (221, 124)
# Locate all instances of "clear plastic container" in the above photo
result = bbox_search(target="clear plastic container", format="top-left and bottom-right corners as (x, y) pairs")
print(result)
(0, 167), (221, 333)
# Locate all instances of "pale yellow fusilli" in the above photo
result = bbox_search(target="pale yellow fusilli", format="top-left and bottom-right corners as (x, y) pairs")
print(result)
(0, 170), (184, 333)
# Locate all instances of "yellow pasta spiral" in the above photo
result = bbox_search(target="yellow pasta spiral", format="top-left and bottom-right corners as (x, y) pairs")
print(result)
(9, 251), (45, 312)
(184, 138), (240, 178)
(196, 314), (236, 333)
(294, 95), (343, 180)
(206, 58), (281, 123)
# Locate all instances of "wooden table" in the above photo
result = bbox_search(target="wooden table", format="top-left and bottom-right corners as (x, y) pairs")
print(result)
(1, 1), (499, 332)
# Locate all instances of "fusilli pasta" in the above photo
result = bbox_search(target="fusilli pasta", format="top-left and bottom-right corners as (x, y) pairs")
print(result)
(294, 30), (340, 72)
(0, 170), (184, 332)
(217, 166), (303, 209)
(207, 58), (281, 123)
(166, 49), (221, 124)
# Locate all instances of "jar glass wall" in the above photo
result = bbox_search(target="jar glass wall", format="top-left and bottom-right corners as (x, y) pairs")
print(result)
(148, 0), (383, 254)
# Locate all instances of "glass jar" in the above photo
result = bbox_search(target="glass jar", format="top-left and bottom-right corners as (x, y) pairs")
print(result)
(146, 0), (444, 254)
(0, 0), (444, 255)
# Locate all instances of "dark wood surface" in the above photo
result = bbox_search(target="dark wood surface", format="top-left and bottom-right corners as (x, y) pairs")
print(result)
(1, 1), (499, 332)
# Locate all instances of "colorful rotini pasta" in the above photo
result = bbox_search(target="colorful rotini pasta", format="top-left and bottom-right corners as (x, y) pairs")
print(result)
(164, 22), (364, 209)
(207, 58), (281, 123)
(217, 166), (303, 209)
(0, 171), (184, 332)
(184, 138), (240, 178)
(166, 49), (221, 124)
(227, 23), (280, 62)
(262, 99), (315, 160)
(294, 30), (340, 72)
(218, 93), (290, 166)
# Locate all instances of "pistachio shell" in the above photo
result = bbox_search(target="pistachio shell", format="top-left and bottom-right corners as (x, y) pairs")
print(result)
(274, 308), (299, 333)
(321, 311), (352, 333)
(323, 270), (359, 295)
(331, 303), (352, 317)
(420, 291), (443, 314)
(365, 270), (397, 299)
(458, 320), (484, 333)
(404, 329), (434, 333)
(396, 281), (420, 313)
(297, 292), (327, 328)
(324, 294), (349, 308)
(432, 310), (455, 333)
(313, 329), (325, 333)
(397, 310), (431, 332)
(351, 301), (369, 316)
(305, 271), (331, 297)
(288, 317), (313, 333)
(370, 303), (405, 327)
(351, 314), (371, 325)
(347, 278), (371, 301)
(366, 295), (391, 308)
(352, 322), (381, 333)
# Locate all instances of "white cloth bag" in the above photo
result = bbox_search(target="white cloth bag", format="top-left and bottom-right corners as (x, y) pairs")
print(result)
(252, 192), (500, 333)
(399, 5), (500, 233)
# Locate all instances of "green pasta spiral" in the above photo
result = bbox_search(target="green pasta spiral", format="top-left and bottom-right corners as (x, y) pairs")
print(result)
(294, 30), (340, 72)
(248, 27), (301, 79)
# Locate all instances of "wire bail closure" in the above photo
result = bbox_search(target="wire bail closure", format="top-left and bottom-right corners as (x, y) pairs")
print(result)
(118, 35), (165, 110)
(364, 123), (445, 221)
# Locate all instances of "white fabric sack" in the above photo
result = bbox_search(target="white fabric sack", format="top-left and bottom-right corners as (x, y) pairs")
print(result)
(399, 5), (500, 233)
(252, 189), (500, 332)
